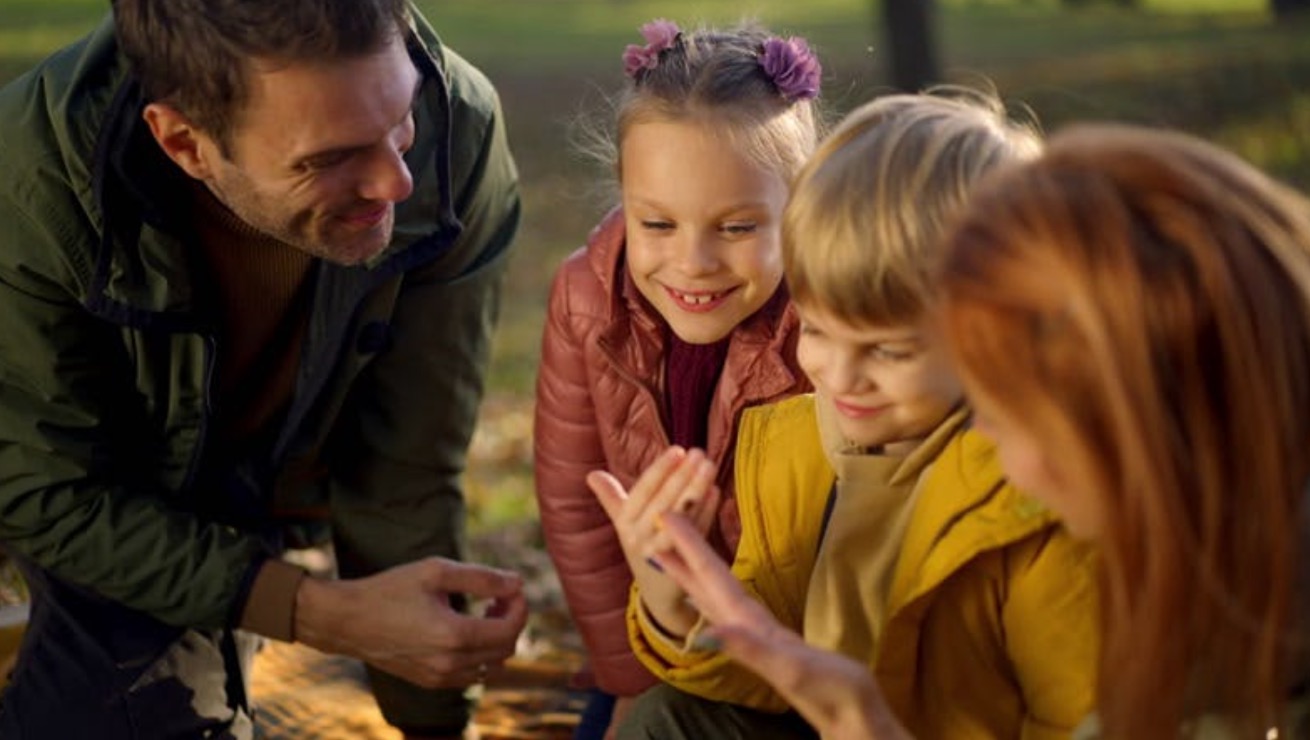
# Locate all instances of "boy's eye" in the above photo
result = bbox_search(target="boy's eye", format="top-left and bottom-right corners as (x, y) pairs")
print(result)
(870, 345), (917, 362)
(721, 222), (757, 235)
(640, 220), (674, 231)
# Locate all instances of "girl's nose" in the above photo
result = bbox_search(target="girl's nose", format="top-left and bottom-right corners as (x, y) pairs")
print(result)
(676, 230), (719, 275)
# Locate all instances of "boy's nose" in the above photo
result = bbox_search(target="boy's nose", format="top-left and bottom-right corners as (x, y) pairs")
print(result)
(824, 355), (868, 394)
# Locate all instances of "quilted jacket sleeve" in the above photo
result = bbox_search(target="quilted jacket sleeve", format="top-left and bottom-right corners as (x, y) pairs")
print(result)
(533, 255), (657, 697)
(626, 582), (791, 712)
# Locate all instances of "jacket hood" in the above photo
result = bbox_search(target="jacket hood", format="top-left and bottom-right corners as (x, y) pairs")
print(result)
(18, 14), (464, 329)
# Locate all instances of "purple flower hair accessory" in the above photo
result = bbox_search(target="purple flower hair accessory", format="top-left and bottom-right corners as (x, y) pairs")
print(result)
(760, 36), (822, 101)
(623, 19), (681, 78)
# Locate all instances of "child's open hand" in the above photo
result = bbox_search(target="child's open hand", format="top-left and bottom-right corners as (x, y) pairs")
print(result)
(587, 446), (720, 564)
(655, 512), (912, 740)
(586, 446), (721, 636)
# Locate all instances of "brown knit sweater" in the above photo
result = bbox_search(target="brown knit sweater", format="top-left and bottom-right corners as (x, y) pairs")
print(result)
(190, 183), (314, 641)
(190, 184), (315, 445)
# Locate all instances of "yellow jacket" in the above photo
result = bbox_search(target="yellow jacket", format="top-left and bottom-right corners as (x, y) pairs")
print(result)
(628, 395), (1098, 739)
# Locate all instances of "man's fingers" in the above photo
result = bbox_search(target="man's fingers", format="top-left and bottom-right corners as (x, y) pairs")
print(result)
(441, 592), (528, 653)
(484, 593), (518, 619)
(418, 557), (523, 599)
(383, 648), (511, 689)
(372, 595), (526, 685)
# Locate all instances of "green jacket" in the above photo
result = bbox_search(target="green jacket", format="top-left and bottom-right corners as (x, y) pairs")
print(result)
(0, 8), (520, 730)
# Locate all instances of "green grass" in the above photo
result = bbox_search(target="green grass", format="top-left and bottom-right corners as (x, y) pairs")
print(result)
(3, 0), (1308, 527)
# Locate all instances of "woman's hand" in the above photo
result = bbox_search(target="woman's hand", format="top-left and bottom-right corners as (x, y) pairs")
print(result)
(587, 447), (720, 637)
(653, 512), (914, 740)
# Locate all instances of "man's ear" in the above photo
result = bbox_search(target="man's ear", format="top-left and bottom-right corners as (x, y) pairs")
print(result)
(142, 102), (218, 180)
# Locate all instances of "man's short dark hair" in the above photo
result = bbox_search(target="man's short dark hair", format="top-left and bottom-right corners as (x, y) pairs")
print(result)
(113, 0), (412, 152)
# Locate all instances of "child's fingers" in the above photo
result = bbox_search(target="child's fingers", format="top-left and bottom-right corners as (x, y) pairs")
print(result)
(670, 455), (718, 518)
(687, 484), (722, 536)
(625, 446), (687, 508)
(701, 623), (815, 693)
(592, 447), (687, 552)
(704, 623), (899, 739)
(640, 451), (715, 532)
(653, 513), (748, 625)
(701, 624), (772, 667)
(585, 470), (629, 522)
(660, 510), (727, 574)
(651, 482), (719, 553)
(643, 530), (675, 561)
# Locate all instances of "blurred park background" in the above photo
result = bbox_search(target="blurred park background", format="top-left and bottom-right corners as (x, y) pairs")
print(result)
(2, 0), (1308, 539)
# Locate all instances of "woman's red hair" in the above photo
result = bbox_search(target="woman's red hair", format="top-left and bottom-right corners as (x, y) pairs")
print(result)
(939, 124), (1310, 737)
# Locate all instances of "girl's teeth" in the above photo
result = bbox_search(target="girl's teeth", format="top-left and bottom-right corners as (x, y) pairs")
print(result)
(678, 291), (717, 305)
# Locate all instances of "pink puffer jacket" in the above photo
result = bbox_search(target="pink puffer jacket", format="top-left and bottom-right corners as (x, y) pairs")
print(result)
(533, 207), (809, 696)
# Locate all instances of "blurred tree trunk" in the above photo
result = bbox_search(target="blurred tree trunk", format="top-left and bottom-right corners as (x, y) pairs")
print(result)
(1272, 0), (1310, 17)
(881, 0), (941, 92)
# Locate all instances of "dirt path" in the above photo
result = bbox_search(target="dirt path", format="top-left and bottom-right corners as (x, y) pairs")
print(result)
(252, 640), (586, 739)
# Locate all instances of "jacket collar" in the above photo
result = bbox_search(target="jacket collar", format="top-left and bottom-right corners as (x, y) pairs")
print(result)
(888, 414), (1059, 614)
(587, 206), (666, 338)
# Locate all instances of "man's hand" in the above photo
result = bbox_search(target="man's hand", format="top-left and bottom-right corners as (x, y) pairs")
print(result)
(294, 557), (527, 689)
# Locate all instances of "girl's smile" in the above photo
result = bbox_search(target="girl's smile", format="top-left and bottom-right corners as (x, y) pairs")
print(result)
(621, 119), (789, 345)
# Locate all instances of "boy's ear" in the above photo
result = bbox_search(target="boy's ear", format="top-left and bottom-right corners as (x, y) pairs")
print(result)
(141, 102), (218, 181)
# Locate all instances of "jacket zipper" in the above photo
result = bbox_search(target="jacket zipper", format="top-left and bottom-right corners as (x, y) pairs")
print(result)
(179, 334), (217, 492)
(596, 340), (671, 449)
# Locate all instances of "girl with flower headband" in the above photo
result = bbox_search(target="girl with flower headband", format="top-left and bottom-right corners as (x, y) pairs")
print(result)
(591, 89), (1100, 738)
(533, 18), (823, 739)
